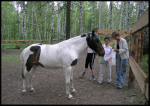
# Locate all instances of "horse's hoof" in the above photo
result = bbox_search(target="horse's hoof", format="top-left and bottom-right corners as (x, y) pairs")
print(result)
(30, 88), (35, 92)
(72, 89), (77, 93)
(22, 89), (26, 93)
(68, 94), (73, 99)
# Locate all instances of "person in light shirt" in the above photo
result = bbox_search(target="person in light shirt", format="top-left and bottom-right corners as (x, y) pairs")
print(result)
(79, 47), (96, 81)
(112, 31), (129, 89)
(98, 37), (112, 84)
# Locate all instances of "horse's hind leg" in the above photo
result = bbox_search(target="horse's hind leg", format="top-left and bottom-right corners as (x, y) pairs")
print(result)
(21, 65), (27, 93)
(64, 66), (73, 99)
(29, 65), (38, 92)
(70, 67), (76, 93)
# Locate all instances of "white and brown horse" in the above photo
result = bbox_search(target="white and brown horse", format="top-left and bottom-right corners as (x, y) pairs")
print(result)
(20, 30), (105, 99)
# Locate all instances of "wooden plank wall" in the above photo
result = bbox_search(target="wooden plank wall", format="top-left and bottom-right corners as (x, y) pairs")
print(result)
(128, 8), (149, 103)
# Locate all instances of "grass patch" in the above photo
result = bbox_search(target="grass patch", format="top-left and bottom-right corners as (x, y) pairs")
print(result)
(140, 54), (149, 74)
(2, 54), (20, 65)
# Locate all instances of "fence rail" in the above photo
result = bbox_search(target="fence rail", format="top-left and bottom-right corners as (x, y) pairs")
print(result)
(131, 8), (149, 34)
(129, 56), (149, 100)
(1, 39), (66, 48)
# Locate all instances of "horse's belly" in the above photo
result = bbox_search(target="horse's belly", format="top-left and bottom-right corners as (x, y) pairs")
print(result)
(44, 65), (64, 69)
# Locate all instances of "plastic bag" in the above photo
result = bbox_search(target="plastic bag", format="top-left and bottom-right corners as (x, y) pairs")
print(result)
(108, 50), (116, 66)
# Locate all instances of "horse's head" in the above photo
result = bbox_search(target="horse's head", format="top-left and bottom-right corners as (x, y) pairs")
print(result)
(86, 30), (105, 56)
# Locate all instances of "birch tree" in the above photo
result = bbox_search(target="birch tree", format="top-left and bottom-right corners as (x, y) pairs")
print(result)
(66, 1), (71, 39)
(136, 2), (140, 20)
(30, 3), (33, 40)
(50, 1), (54, 44)
(122, 2), (126, 29)
(99, 1), (102, 29)
(34, 9), (41, 40)
(74, 4), (77, 36)
(57, 2), (61, 42)
(44, 2), (48, 42)
(79, 1), (83, 34)
(127, 1), (130, 30)
(23, 2), (27, 40)
(120, 2), (124, 29)
(91, 2), (95, 30)
(20, 3), (24, 39)
(109, 1), (112, 29)
(115, 1), (118, 29)
(16, 2), (20, 39)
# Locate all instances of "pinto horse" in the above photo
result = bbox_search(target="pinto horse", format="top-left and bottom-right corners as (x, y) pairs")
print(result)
(20, 30), (105, 99)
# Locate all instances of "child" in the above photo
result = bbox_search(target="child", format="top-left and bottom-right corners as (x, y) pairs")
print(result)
(98, 37), (112, 84)
(79, 47), (96, 81)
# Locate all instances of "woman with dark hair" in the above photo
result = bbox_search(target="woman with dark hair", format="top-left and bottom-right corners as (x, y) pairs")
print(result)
(112, 32), (129, 89)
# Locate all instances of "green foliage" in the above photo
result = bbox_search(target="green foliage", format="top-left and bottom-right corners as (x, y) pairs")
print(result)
(140, 54), (148, 74)
(2, 1), (147, 49)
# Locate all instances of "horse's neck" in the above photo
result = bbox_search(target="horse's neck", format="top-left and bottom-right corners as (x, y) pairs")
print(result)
(69, 36), (88, 55)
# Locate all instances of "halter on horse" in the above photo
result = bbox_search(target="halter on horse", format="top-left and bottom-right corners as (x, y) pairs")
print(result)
(20, 30), (105, 99)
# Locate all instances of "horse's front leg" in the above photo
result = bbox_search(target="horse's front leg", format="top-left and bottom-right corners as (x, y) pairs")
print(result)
(64, 66), (73, 99)
(70, 67), (76, 93)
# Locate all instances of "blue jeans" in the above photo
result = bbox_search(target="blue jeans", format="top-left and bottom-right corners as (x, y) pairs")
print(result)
(116, 53), (128, 86)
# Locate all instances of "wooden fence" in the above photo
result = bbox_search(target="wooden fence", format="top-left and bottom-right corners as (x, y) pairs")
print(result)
(95, 8), (149, 103)
(1, 39), (65, 48)
(95, 29), (131, 45)
(128, 8), (149, 103)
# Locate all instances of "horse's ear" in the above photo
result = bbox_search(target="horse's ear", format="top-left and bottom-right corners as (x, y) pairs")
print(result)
(92, 30), (95, 37)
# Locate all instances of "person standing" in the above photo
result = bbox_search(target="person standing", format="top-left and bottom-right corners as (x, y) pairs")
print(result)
(79, 47), (96, 81)
(112, 32), (129, 89)
(98, 37), (112, 84)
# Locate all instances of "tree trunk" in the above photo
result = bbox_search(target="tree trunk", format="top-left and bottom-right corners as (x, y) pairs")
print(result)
(136, 2), (140, 20)
(44, 2), (48, 43)
(66, 1), (71, 40)
(109, 1), (113, 29)
(79, 1), (83, 35)
(115, 1), (118, 29)
(122, 1), (126, 29)
(34, 11), (41, 40)
(91, 2), (95, 30)
(23, 2), (27, 41)
(99, 1), (102, 29)
(17, 2), (20, 39)
(120, 2), (123, 29)
(57, 2), (61, 43)
(26, 3), (29, 39)
(50, 1), (54, 44)
(127, 1), (130, 30)
(74, 5), (77, 36)
(21, 3), (24, 40)
(30, 3), (33, 40)
(61, 8), (65, 39)
(137, 1), (146, 19)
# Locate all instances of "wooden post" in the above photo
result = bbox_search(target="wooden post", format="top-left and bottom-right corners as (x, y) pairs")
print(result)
(140, 30), (144, 61)
(128, 34), (135, 88)
(137, 31), (141, 64)
(128, 67), (135, 88)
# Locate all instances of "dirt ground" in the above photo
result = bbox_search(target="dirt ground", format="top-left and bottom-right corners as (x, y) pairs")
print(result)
(1, 49), (146, 104)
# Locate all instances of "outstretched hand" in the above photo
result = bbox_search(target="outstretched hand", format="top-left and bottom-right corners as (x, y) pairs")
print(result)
(114, 49), (119, 52)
